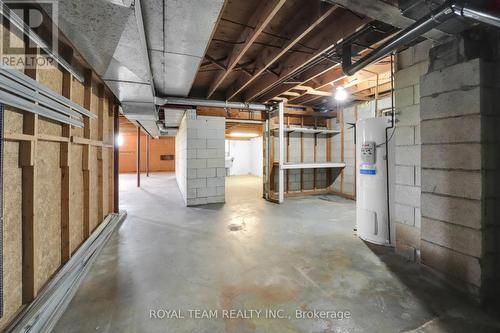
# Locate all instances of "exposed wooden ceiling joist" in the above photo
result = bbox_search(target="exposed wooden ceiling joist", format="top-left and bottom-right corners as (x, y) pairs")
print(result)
(206, 0), (287, 98)
(225, 4), (339, 100)
(239, 12), (371, 102)
(267, 30), (397, 104)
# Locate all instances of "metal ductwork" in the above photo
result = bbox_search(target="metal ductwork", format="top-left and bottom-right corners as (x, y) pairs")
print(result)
(342, 0), (500, 76)
(156, 97), (272, 112)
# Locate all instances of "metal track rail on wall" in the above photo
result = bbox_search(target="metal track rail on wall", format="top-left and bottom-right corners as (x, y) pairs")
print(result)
(6, 211), (127, 333)
(0, 65), (97, 127)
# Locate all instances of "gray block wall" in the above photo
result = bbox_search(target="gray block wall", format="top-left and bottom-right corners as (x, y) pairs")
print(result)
(393, 40), (432, 261)
(420, 54), (500, 302)
(175, 111), (226, 206)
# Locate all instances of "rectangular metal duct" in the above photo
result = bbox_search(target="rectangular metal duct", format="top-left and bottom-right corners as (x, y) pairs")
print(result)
(0, 65), (96, 127)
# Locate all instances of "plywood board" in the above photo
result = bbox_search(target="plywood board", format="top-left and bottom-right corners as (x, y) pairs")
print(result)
(4, 108), (24, 134)
(69, 145), (84, 254)
(90, 81), (99, 141)
(34, 141), (61, 293)
(0, 142), (23, 330)
(71, 78), (85, 138)
(38, 66), (63, 136)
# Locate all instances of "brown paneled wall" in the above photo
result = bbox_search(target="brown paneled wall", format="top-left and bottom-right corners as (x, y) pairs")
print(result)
(119, 133), (175, 173)
(0, 22), (117, 330)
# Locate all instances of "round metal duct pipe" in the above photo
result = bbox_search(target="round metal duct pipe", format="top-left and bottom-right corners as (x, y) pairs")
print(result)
(155, 97), (272, 112)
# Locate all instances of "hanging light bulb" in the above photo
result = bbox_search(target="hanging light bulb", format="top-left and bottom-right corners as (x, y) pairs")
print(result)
(334, 87), (348, 101)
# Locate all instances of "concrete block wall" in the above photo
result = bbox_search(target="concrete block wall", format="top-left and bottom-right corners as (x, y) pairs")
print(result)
(419, 53), (500, 301)
(176, 111), (225, 206)
(393, 40), (432, 261)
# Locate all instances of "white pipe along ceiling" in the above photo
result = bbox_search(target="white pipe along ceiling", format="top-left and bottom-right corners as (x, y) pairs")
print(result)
(46, 0), (225, 137)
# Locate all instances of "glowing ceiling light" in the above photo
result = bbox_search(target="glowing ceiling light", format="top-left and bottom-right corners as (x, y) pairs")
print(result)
(117, 134), (124, 147)
(334, 87), (348, 101)
(229, 132), (259, 138)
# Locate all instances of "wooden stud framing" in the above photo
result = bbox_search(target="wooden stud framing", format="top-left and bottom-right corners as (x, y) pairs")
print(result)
(0, 10), (119, 326)
(340, 110), (345, 194)
(82, 69), (92, 238)
(20, 113), (38, 303)
(60, 51), (73, 263)
(113, 104), (119, 213)
(326, 117), (332, 191)
(21, 36), (39, 302)
(264, 106), (342, 201)
(97, 85), (105, 222)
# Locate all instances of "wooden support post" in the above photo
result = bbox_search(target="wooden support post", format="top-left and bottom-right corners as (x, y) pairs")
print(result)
(82, 69), (92, 238)
(97, 85), (105, 222)
(21, 114), (38, 303)
(340, 110), (345, 194)
(146, 135), (150, 177)
(286, 131), (289, 193)
(113, 104), (119, 213)
(354, 105), (358, 199)
(326, 118), (332, 192)
(22, 36), (38, 302)
(136, 126), (141, 187)
(313, 118), (317, 191)
(277, 102), (284, 203)
(300, 116), (304, 192)
(60, 54), (72, 262)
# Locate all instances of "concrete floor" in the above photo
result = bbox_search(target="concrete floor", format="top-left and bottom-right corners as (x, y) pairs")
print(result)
(54, 173), (500, 333)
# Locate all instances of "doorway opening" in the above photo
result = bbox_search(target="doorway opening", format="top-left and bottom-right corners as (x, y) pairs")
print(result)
(225, 122), (264, 200)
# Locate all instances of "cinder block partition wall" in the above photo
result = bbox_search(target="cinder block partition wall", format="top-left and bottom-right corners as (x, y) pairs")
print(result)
(418, 36), (500, 303)
(175, 110), (225, 206)
(393, 40), (432, 261)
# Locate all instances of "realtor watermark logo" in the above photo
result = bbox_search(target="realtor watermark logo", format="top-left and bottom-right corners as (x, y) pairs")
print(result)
(0, 0), (58, 69)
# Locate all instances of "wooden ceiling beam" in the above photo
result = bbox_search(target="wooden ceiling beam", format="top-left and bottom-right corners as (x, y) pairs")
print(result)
(241, 12), (371, 102)
(206, 0), (287, 98)
(205, 55), (227, 71)
(225, 4), (339, 100)
(287, 63), (390, 104)
(276, 35), (392, 103)
(297, 63), (390, 105)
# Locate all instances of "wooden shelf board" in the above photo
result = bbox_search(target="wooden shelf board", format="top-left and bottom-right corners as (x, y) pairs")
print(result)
(273, 162), (346, 170)
(271, 127), (340, 135)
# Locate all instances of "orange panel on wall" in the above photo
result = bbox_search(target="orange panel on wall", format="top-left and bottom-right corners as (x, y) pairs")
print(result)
(119, 133), (175, 173)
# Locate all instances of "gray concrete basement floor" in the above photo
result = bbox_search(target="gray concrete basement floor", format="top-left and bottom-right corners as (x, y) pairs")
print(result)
(54, 173), (500, 333)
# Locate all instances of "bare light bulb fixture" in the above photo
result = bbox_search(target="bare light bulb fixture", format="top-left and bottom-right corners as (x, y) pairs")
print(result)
(334, 87), (348, 101)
